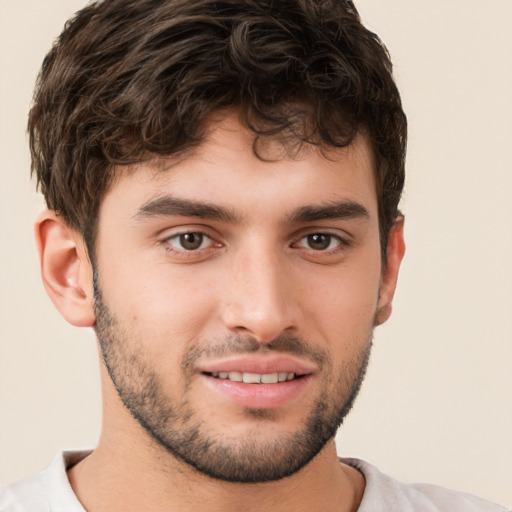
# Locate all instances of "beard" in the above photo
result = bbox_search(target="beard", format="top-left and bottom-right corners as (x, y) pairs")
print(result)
(93, 286), (373, 484)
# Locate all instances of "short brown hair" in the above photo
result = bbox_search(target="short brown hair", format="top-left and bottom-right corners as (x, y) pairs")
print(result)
(28, 0), (406, 257)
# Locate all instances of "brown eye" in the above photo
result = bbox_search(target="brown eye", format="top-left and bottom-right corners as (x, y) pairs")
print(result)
(164, 230), (222, 259)
(166, 232), (211, 252)
(306, 233), (332, 250)
(179, 232), (204, 250)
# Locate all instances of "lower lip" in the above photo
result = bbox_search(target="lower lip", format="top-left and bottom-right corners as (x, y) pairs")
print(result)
(202, 375), (312, 409)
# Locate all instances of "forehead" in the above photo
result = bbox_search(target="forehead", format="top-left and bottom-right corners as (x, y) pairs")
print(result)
(100, 115), (377, 223)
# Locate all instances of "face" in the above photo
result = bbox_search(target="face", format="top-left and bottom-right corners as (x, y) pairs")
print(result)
(92, 116), (389, 483)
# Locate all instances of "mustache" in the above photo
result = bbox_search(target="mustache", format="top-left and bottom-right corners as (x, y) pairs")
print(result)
(182, 334), (328, 371)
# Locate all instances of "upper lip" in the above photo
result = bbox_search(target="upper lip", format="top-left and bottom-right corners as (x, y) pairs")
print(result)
(198, 354), (317, 376)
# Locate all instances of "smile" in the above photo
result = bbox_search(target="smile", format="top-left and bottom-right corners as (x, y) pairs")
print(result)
(207, 371), (299, 383)
(202, 368), (311, 409)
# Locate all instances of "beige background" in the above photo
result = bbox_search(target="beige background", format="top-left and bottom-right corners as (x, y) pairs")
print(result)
(1, 0), (511, 506)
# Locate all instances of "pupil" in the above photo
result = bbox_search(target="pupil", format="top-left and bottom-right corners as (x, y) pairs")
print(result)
(180, 233), (203, 250)
(308, 234), (330, 250)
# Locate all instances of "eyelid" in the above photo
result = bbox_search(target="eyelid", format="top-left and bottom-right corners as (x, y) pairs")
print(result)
(288, 229), (353, 264)
(160, 226), (224, 259)
(158, 223), (220, 242)
(291, 226), (352, 245)
(295, 233), (349, 250)
(294, 233), (347, 249)
(165, 231), (213, 251)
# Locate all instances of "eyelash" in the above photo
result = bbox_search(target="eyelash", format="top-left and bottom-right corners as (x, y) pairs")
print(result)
(162, 230), (350, 260)
(163, 231), (219, 256)
(292, 232), (349, 252)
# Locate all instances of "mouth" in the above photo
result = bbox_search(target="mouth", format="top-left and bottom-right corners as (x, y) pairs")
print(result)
(204, 371), (304, 384)
(199, 357), (314, 409)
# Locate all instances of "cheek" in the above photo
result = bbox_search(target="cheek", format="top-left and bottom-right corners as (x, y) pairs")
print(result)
(302, 253), (381, 347)
(101, 257), (218, 342)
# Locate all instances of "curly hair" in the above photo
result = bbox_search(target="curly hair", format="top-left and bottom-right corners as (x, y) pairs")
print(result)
(28, 0), (406, 257)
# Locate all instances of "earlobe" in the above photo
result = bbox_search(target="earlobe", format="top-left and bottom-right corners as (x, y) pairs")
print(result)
(35, 210), (95, 327)
(375, 216), (406, 326)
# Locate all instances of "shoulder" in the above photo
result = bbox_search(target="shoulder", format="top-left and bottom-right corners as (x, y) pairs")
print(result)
(341, 458), (510, 512)
(0, 470), (49, 512)
(0, 452), (88, 512)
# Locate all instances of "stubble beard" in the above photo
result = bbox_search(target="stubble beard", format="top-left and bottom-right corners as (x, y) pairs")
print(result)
(93, 287), (373, 483)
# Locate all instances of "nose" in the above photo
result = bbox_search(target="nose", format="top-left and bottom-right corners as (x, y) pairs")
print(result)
(220, 246), (299, 343)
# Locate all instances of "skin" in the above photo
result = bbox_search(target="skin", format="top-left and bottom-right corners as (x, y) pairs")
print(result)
(35, 114), (405, 512)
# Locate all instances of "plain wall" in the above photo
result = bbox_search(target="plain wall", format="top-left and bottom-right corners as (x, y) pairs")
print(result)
(1, 0), (511, 506)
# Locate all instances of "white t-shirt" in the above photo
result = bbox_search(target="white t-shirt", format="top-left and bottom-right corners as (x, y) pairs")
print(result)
(0, 452), (509, 511)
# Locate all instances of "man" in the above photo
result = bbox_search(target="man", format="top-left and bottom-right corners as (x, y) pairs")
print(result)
(0, 0), (508, 511)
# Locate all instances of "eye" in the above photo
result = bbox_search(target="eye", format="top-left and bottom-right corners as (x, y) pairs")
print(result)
(165, 232), (213, 251)
(295, 233), (345, 251)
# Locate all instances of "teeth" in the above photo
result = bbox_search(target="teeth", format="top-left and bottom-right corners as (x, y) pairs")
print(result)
(261, 373), (278, 384)
(243, 372), (261, 384)
(210, 371), (296, 383)
(228, 371), (243, 382)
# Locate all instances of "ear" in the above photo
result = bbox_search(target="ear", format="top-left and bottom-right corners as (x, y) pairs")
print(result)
(374, 216), (406, 326)
(35, 210), (95, 327)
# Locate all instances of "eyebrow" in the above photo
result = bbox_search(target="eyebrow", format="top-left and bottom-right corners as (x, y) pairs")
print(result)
(134, 195), (369, 225)
(288, 201), (370, 223)
(134, 196), (240, 223)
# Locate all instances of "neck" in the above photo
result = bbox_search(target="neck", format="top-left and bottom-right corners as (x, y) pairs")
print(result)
(68, 434), (364, 512)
